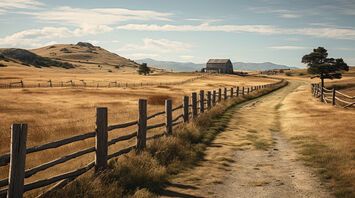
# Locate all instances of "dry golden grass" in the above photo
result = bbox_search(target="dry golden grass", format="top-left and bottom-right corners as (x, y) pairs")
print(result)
(0, 63), (277, 197)
(47, 82), (286, 198)
(280, 83), (355, 197)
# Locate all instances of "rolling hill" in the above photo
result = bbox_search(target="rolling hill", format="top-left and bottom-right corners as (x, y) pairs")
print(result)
(31, 42), (139, 68)
(136, 58), (298, 72)
(0, 48), (74, 69)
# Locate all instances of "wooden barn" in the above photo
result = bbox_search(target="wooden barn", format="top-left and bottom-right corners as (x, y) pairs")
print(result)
(205, 59), (234, 74)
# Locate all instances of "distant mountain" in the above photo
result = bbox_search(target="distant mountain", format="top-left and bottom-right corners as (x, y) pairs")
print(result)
(136, 58), (203, 72)
(136, 58), (296, 72)
(233, 62), (297, 71)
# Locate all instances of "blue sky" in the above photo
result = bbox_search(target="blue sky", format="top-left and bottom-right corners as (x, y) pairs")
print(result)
(0, 0), (355, 67)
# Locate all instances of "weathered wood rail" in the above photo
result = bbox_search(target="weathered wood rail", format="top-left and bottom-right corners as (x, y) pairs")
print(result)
(0, 76), (205, 89)
(311, 84), (355, 108)
(0, 80), (284, 198)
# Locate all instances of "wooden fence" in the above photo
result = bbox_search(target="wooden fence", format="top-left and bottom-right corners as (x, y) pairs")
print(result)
(0, 76), (205, 89)
(311, 84), (355, 108)
(0, 81), (284, 198)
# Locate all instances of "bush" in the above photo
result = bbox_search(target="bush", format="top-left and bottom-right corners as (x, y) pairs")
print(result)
(46, 176), (124, 198)
(285, 72), (292, 76)
(147, 95), (171, 105)
(0, 63), (6, 67)
(105, 152), (167, 192)
(147, 137), (197, 173)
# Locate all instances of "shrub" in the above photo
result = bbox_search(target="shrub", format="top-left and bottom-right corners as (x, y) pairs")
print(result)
(285, 72), (292, 76)
(174, 123), (202, 144)
(104, 152), (167, 192)
(46, 176), (124, 198)
(132, 188), (157, 198)
(147, 95), (171, 105)
(0, 63), (6, 67)
(147, 137), (197, 173)
(108, 69), (112, 73)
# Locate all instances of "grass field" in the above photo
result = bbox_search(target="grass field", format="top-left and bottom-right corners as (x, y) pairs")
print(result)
(280, 83), (355, 197)
(0, 63), (277, 197)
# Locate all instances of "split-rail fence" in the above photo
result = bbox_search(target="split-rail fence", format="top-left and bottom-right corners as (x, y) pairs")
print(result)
(311, 84), (354, 108)
(0, 80), (284, 198)
(0, 76), (205, 89)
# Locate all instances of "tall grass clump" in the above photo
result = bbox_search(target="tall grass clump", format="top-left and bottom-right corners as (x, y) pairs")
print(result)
(104, 152), (168, 192)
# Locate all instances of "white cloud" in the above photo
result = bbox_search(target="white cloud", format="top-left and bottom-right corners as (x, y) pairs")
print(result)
(249, 7), (303, 19)
(118, 38), (192, 54)
(0, 26), (112, 48)
(117, 23), (355, 40)
(0, 0), (43, 11)
(269, 46), (308, 50)
(0, 27), (72, 48)
(116, 38), (193, 60)
(180, 55), (194, 60)
(124, 53), (160, 60)
(27, 6), (172, 26)
(117, 23), (279, 34)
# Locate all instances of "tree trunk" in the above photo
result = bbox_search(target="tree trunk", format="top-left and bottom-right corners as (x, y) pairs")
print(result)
(320, 75), (324, 102)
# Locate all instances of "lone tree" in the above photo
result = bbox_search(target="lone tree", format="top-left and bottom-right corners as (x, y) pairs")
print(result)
(138, 63), (151, 75)
(302, 47), (349, 89)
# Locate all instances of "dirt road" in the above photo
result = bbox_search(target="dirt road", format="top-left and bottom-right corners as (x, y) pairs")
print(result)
(161, 81), (332, 198)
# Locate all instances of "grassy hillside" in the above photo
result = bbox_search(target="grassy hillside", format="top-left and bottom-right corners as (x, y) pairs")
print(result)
(0, 48), (74, 69)
(31, 42), (139, 68)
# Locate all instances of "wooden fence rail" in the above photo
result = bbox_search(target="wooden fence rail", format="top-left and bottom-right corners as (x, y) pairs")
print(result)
(311, 84), (355, 108)
(0, 76), (207, 90)
(0, 80), (284, 198)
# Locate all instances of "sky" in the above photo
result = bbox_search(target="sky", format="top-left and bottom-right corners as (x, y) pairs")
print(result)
(0, 0), (355, 67)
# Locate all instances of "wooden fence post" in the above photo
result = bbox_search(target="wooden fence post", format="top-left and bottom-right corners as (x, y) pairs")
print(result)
(199, 90), (205, 113)
(236, 86), (239, 97)
(332, 88), (336, 106)
(192, 92), (198, 118)
(137, 99), (147, 151)
(224, 87), (227, 100)
(320, 84), (324, 102)
(230, 87), (234, 98)
(183, 96), (189, 123)
(48, 80), (52, 88)
(207, 91), (212, 109)
(218, 88), (222, 102)
(212, 90), (216, 105)
(242, 87), (245, 95)
(20, 80), (24, 88)
(95, 107), (108, 172)
(247, 87), (250, 94)
(8, 123), (27, 198)
(312, 84), (315, 97)
(165, 99), (173, 135)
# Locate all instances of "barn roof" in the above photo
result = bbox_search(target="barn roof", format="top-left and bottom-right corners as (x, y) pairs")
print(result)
(207, 59), (231, 64)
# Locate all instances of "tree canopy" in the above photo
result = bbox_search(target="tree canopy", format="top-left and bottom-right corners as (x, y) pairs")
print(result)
(137, 63), (151, 75)
(302, 47), (349, 80)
